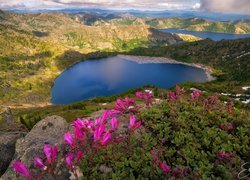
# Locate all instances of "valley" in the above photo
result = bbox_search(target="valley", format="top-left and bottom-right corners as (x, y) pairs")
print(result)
(0, 3), (250, 179)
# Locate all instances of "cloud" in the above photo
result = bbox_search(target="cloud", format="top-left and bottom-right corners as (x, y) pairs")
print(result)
(0, 0), (249, 14)
(200, 0), (250, 14)
(0, 0), (199, 10)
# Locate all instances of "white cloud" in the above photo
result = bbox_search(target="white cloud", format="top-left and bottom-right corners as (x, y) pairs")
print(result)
(0, 0), (199, 10)
(0, 0), (249, 14)
(201, 0), (250, 14)
(193, 3), (201, 9)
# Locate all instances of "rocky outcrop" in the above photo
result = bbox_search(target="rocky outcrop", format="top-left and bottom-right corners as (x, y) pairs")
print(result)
(0, 108), (27, 132)
(0, 108), (28, 176)
(0, 132), (26, 175)
(1, 116), (70, 179)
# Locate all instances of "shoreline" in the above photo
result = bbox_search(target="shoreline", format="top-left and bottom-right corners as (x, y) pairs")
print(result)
(118, 54), (216, 82)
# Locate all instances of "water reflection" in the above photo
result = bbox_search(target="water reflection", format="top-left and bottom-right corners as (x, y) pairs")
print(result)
(52, 56), (208, 104)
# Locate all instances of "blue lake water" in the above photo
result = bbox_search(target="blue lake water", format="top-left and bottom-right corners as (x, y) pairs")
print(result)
(161, 28), (250, 41)
(51, 56), (208, 104)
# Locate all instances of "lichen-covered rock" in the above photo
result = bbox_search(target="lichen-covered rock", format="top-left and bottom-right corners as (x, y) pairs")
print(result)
(0, 132), (26, 175)
(1, 116), (70, 180)
(0, 108), (27, 132)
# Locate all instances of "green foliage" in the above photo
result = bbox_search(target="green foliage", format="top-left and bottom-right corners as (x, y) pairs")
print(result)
(128, 38), (250, 82)
(137, 95), (250, 178)
(115, 17), (250, 34)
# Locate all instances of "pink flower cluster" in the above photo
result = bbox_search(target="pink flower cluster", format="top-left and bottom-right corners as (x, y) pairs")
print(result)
(168, 85), (185, 100)
(12, 144), (58, 179)
(13, 94), (143, 179)
(113, 97), (138, 114)
(168, 91), (177, 100)
(220, 122), (235, 133)
(151, 150), (171, 173)
(217, 152), (235, 163)
(136, 90), (154, 106)
(191, 89), (202, 100)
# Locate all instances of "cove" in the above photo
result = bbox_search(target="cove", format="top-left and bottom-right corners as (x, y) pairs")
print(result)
(161, 28), (250, 41)
(51, 56), (208, 105)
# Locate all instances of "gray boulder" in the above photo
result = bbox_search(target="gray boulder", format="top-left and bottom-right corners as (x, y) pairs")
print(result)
(0, 132), (26, 175)
(0, 108), (27, 132)
(1, 116), (70, 180)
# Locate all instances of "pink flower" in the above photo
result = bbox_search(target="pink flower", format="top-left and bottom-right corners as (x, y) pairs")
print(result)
(124, 97), (135, 106)
(101, 131), (112, 145)
(73, 118), (85, 129)
(159, 162), (171, 173)
(83, 119), (94, 129)
(43, 144), (58, 164)
(110, 117), (119, 130)
(12, 161), (30, 177)
(135, 91), (153, 106)
(64, 132), (74, 147)
(169, 91), (177, 100)
(129, 115), (142, 130)
(191, 90), (202, 100)
(94, 118), (102, 126)
(76, 151), (83, 163)
(102, 110), (111, 123)
(129, 115), (136, 127)
(114, 97), (137, 114)
(34, 157), (46, 170)
(66, 153), (74, 168)
(94, 125), (105, 142)
(133, 121), (142, 129)
(136, 92), (143, 99)
(74, 126), (84, 140)
(217, 152), (234, 163)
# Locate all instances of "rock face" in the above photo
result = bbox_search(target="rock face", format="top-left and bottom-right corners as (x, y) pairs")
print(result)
(0, 108), (28, 176)
(0, 132), (26, 175)
(0, 108), (27, 132)
(1, 116), (70, 179)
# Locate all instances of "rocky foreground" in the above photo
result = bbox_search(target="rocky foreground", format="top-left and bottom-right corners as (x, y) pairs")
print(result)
(1, 114), (70, 179)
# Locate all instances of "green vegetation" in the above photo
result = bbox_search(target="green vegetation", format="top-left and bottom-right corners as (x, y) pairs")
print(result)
(0, 11), (180, 107)
(0, 10), (249, 178)
(13, 87), (148, 130)
(77, 88), (250, 178)
(128, 38), (250, 83)
(108, 17), (250, 34)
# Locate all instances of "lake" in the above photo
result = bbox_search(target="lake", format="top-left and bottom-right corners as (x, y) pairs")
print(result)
(161, 28), (250, 41)
(51, 56), (208, 104)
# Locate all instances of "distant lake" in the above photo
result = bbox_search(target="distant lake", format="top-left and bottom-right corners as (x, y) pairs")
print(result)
(51, 56), (208, 104)
(161, 28), (250, 41)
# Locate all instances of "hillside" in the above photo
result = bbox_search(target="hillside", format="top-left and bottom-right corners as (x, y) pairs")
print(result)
(128, 38), (250, 83)
(0, 9), (249, 179)
(77, 14), (250, 34)
(1, 86), (250, 179)
(0, 11), (182, 108)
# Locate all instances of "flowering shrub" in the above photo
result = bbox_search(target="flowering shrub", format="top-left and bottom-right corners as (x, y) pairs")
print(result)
(12, 85), (250, 179)
(217, 152), (235, 163)
(13, 96), (142, 179)
(113, 97), (138, 114)
(220, 122), (235, 132)
(191, 89), (202, 100)
(136, 89), (154, 106)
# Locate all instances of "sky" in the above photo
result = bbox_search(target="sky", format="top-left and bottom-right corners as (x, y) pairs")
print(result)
(0, 0), (249, 14)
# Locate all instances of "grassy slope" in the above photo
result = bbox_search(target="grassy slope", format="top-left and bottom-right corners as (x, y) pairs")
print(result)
(128, 38), (250, 83)
(0, 11), (249, 178)
(108, 17), (250, 34)
(0, 11), (181, 108)
(17, 87), (250, 179)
